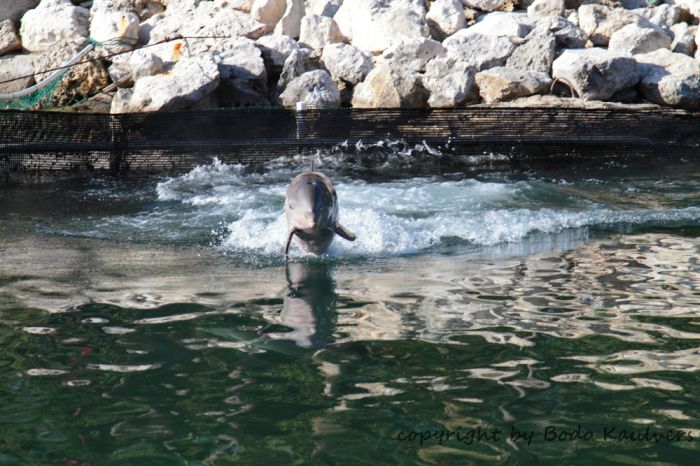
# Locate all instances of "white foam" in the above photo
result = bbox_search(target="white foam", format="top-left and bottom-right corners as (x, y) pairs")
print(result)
(151, 159), (700, 259)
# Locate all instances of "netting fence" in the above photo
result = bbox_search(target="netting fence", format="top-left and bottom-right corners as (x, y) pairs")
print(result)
(1, 107), (699, 173)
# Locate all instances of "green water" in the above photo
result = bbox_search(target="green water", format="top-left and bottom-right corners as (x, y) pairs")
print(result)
(1, 156), (700, 465)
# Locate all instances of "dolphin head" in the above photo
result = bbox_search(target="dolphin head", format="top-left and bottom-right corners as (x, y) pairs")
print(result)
(285, 172), (337, 232)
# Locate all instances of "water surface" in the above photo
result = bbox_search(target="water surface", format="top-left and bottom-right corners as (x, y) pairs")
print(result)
(1, 151), (700, 465)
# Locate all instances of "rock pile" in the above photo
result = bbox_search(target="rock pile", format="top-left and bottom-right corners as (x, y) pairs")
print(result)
(1, 0), (699, 111)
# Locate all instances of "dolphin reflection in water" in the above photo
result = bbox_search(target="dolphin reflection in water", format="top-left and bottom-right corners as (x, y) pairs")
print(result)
(281, 261), (337, 348)
(284, 172), (356, 257)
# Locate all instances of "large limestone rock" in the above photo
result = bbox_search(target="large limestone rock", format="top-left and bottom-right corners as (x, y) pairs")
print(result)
(0, 1), (38, 22)
(256, 33), (300, 67)
(578, 4), (647, 46)
(443, 30), (517, 70)
(464, 12), (533, 38)
(0, 19), (22, 55)
(232, 0), (255, 12)
(351, 65), (428, 108)
(90, 10), (140, 52)
(423, 57), (477, 107)
(608, 23), (672, 55)
(0, 54), (35, 94)
(274, 0), (305, 38)
(548, 17), (588, 48)
(148, 1), (266, 47)
(426, 0), (467, 41)
(251, 0), (287, 31)
(90, 0), (147, 16)
(506, 27), (555, 73)
(20, 0), (89, 52)
(308, 0), (343, 17)
(277, 47), (321, 89)
(670, 22), (695, 56)
(112, 54), (220, 112)
(475, 66), (552, 102)
(379, 37), (446, 72)
(671, 0), (700, 20)
(215, 37), (267, 83)
(321, 43), (372, 85)
(462, 0), (511, 12)
(636, 48), (700, 109)
(552, 48), (640, 100)
(527, 0), (565, 19)
(334, 0), (429, 54)
(298, 14), (344, 50)
(279, 69), (340, 107)
(634, 4), (681, 29)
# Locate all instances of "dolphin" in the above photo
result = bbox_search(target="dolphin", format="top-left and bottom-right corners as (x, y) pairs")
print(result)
(284, 171), (356, 256)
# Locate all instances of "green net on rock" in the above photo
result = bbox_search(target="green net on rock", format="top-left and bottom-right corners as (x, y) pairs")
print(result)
(0, 71), (68, 111)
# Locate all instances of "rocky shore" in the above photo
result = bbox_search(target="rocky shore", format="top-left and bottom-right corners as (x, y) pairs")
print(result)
(1, 0), (699, 113)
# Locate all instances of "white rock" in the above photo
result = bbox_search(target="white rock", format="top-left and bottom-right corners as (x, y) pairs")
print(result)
(548, 17), (588, 48)
(279, 69), (340, 107)
(462, 0), (510, 12)
(670, 22), (695, 55)
(137, 12), (161, 44)
(90, 10), (140, 52)
(0, 19), (22, 55)
(321, 42), (372, 84)
(308, 0), (342, 17)
(129, 48), (164, 80)
(231, 0), (255, 12)
(633, 4), (681, 29)
(670, 0), (700, 20)
(608, 23), (672, 55)
(552, 48), (640, 100)
(443, 30), (517, 70)
(274, 0), (305, 38)
(90, 0), (145, 15)
(113, 54), (220, 112)
(215, 37), (267, 83)
(0, 54), (35, 93)
(527, 0), (564, 19)
(506, 27), (555, 73)
(164, 0), (200, 14)
(637, 48), (700, 109)
(334, 0), (429, 54)
(298, 14), (343, 50)
(256, 33), (300, 67)
(380, 37), (446, 72)
(20, 0), (89, 52)
(147, 2), (267, 49)
(578, 4), (647, 46)
(423, 57), (476, 108)
(426, 0), (467, 41)
(277, 47), (319, 89)
(251, 0), (286, 31)
(0, 0), (38, 22)
(475, 66), (552, 103)
(351, 65), (428, 108)
(111, 87), (133, 113)
(464, 12), (534, 38)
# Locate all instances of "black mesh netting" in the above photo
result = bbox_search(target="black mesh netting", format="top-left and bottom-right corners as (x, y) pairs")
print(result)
(1, 107), (699, 173)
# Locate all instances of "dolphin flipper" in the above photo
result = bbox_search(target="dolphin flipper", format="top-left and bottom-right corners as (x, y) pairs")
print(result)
(333, 223), (356, 242)
(285, 229), (299, 257)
